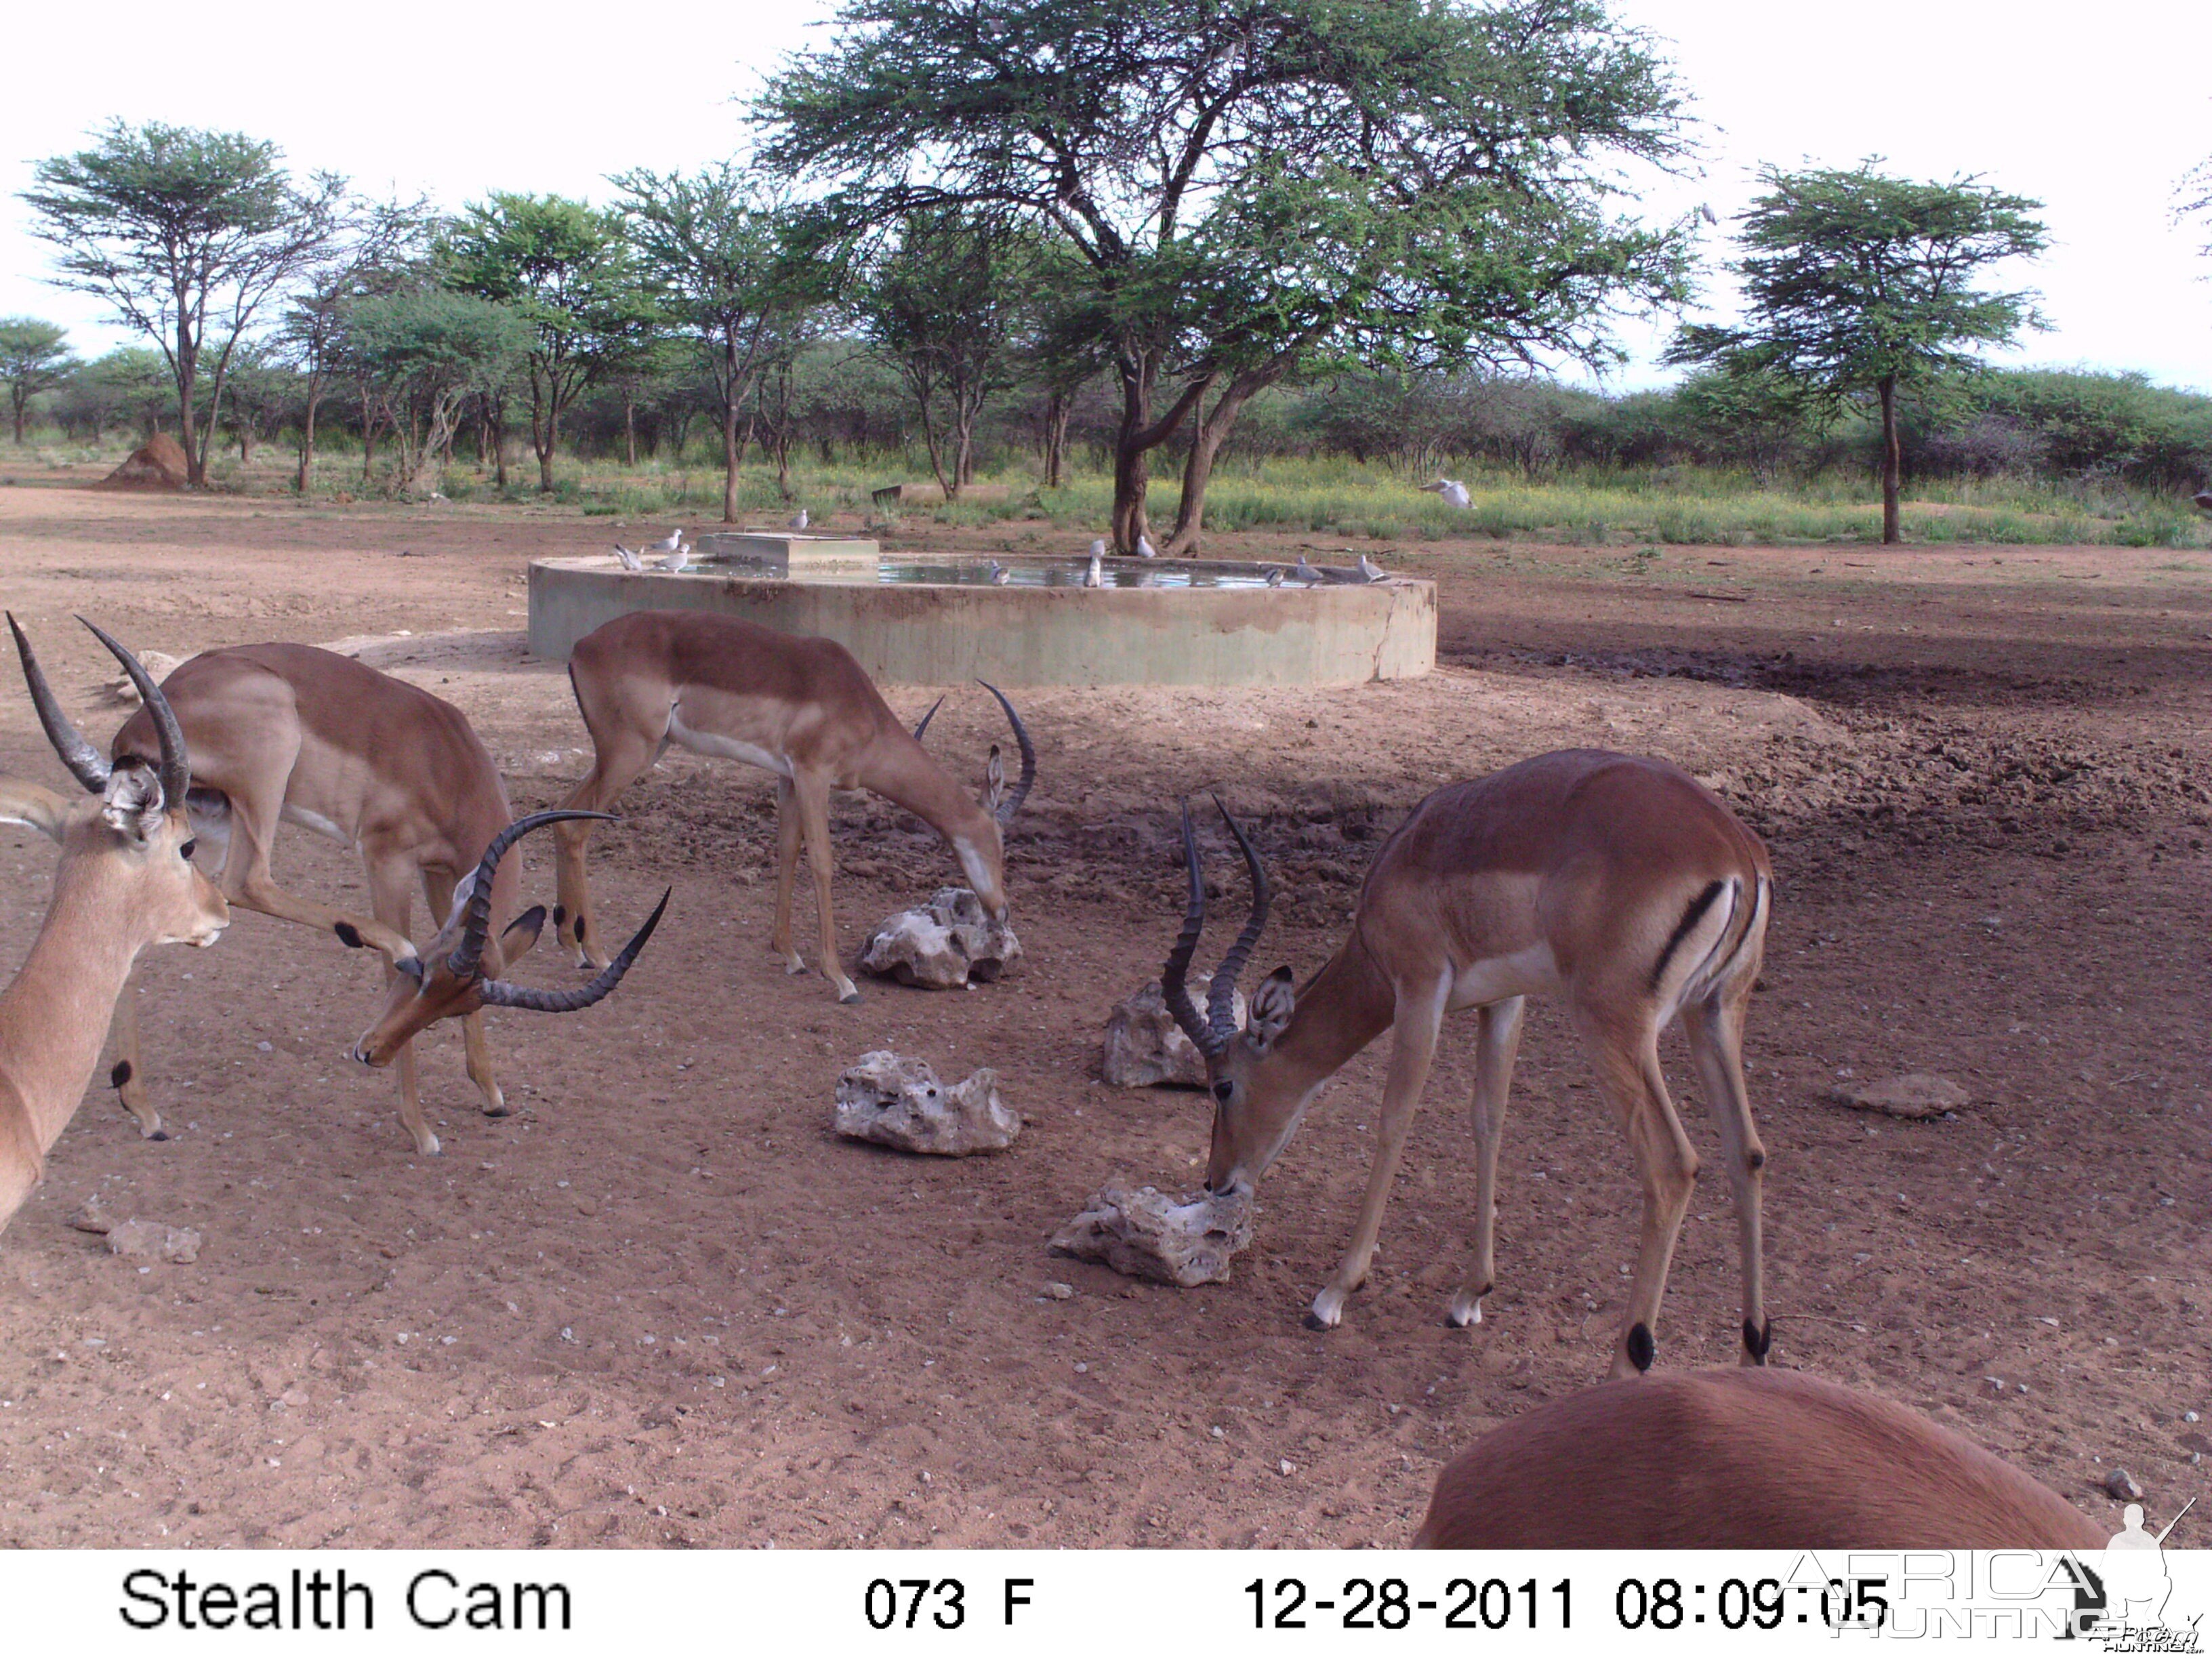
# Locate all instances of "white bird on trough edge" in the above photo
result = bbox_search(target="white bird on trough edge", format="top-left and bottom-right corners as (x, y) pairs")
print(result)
(648, 527), (685, 556)
(612, 544), (644, 571)
(661, 541), (692, 573)
(1089, 537), (1108, 558)
(1358, 554), (1388, 583)
(790, 508), (809, 530)
(987, 560), (1011, 585)
(1084, 553), (1104, 588)
(1265, 566), (1286, 587)
(1293, 554), (1322, 584)
(1421, 479), (1473, 510)
(1136, 533), (1158, 558)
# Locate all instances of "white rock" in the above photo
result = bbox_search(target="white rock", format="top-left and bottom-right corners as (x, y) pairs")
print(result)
(1102, 981), (1244, 1088)
(859, 887), (1023, 990)
(834, 1051), (1021, 1156)
(99, 651), (188, 706)
(106, 1219), (201, 1263)
(1050, 1182), (1254, 1287)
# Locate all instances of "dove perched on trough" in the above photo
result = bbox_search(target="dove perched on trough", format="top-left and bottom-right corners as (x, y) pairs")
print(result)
(611, 544), (644, 572)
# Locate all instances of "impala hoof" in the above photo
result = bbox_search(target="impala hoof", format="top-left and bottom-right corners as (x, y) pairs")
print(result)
(1302, 1311), (1333, 1331)
(1446, 1292), (1483, 1328)
(481, 1101), (511, 1119)
(145, 1128), (169, 1143)
(415, 1134), (442, 1158)
(838, 989), (863, 1006)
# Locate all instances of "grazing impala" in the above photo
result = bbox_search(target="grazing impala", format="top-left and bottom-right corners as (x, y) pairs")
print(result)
(1, 619), (228, 1234)
(1414, 1368), (2105, 1548)
(552, 611), (1036, 1004)
(16, 629), (658, 1158)
(1162, 750), (1773, 1379)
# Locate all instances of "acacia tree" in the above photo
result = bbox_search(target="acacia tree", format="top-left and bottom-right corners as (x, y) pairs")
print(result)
(855, 209), (1032, 498)
(20, 121), (344, 486)
(760, 0), (1692, 552)
(0, 319), (80, 443)
(341, 289), (530, 496)
(609, 165), (792, 521)
(1667, 163), (2047, 544)
(441, 194), (649, 491)
(279, 195), (430, 493)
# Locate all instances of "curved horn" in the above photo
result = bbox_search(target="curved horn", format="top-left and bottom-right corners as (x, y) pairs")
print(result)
(1160, 798), (1217, 1057)
(912, 695), (945, 743)
(450, 809), (618, 979)
(480, 886), (670, 1012)
(79, 617), (188, 806)
(9, 613), (110, 794)
(1205, 795), (1271, 1045)
(977, 680), (1036, 822)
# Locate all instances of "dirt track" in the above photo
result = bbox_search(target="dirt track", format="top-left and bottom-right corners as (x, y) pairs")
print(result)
(0, 485), (2205, 1547)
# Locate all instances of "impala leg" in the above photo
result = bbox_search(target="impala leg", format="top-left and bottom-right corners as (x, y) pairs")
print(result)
(553, 734), (653, 973)
(1580, 1010), (1698, 1379)
(1683, 983), (1769, 1366)
(771, 777), (806, 974)
(1308, 977), (1447, 1330)
(222, 795), (417, 963)
(105, 981), (165, 1139)
(424, 867), (508, 1119)
(367, 859), (438, 1156)
(794, 773), (859, 1003)
(1450, 995), (1526, 1329)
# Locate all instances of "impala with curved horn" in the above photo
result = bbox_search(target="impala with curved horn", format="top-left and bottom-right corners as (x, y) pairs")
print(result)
(353, 810), (668, 1070)
(1162, 750), (1774, 1380)
(55, 639), (616, 1156)
(1, 617), (228, 1233)
(551, 611), (1037, 1004)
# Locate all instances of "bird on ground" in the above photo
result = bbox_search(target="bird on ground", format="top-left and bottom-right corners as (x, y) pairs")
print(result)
(660, 541), (692, 574)
(790, 508), (809, 530)
(1089, 537), (1109, 558)
(1084, 554), (1105, 588)
(987, 560), (1011, 586)
(611, 544), (644, 571)
(1358, 554), (1388, 583)
(1293, 554), (1323, 584)
(1421, 479), (1473, 510)
(1264, 566), (1286, 587)
(648, 527), (686, 556)
(1136, 533), (1158, 558)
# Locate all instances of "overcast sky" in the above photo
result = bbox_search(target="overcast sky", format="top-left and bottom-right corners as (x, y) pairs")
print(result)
(3, 0), (2207, 392)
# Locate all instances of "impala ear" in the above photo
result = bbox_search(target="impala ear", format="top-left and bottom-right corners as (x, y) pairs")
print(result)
(98, 764), (165, 844)
(984, 743), (1006, 813)
(1248, 966), (1296, 1049)
(500, 905), (548, 963)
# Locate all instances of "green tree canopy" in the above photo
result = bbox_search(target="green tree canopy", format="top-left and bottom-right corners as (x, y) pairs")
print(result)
(1666, 161), (2047, 542)
(440, 193), (652, 491)
(0, 318), (81, 444)
(609, 165), (800, 521)
(20, 121), (344, 485)
(341, 289), (531, 495)
(758, 0), (1695, 552)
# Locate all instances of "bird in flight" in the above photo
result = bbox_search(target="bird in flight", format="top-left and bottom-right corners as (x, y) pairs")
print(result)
(1420, 479), (1472, 510)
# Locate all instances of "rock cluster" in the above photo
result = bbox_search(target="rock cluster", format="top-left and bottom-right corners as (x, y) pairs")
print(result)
(66, 1196), (201, 1263)
(859, 888), (1023, 990)
(1050, 1181), (1254, 1287)
(1828, 1073), (1972, 1120)
(1101, 981), (1244, 1088)
(833, 1051), (1021, 1155)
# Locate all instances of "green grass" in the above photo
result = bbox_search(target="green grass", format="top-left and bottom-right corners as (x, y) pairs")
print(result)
(13, 430), (2207, 548)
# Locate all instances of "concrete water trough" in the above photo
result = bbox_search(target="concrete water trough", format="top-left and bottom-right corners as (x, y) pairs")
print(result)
(528, 541), (1435, 689)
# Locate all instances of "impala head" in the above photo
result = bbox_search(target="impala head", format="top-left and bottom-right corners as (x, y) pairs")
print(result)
(8, 613), (228, 949)
(911, 680), (1037, 921)
(1159, 797), (1305, 1200)
(352, 810), (670, 1067)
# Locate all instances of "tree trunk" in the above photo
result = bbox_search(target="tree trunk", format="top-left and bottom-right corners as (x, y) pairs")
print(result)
(1042, 389), (1070, 489)
(11, 394), (25, 445)
(1878, 374), (1902, 545)
(1109, 349), (1215, 554)
(624, 394), (638, 468)
(296, 380), (322, 494)
(1164, 367), (1280, 555)
(722, 393), (740, 525)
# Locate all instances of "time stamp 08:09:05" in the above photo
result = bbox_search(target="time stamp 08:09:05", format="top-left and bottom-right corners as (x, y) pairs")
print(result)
(1244, 1574), (1894, 1632)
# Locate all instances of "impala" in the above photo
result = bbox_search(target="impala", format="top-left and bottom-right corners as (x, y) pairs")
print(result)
(1162, 749), (1774, 1379)
(1414, 1368), (2106, 1548)
(1, 619), (228, 1234)
(17, 628), (657, 1157)
(551, 611), (1036, 1004)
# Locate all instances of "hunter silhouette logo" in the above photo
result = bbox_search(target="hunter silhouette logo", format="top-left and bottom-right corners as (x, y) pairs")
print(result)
(2062, 1496), (2200, 1647)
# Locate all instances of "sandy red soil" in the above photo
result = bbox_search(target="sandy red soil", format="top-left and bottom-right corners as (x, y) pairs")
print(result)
(0, 485), (2205, 1547)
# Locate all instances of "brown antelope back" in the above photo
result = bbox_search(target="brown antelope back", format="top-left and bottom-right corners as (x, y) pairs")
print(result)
(1415, 1369), (2104, 1549)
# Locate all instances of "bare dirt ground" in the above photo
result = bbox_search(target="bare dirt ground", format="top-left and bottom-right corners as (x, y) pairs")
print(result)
(0, 485), (2205, 1549)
